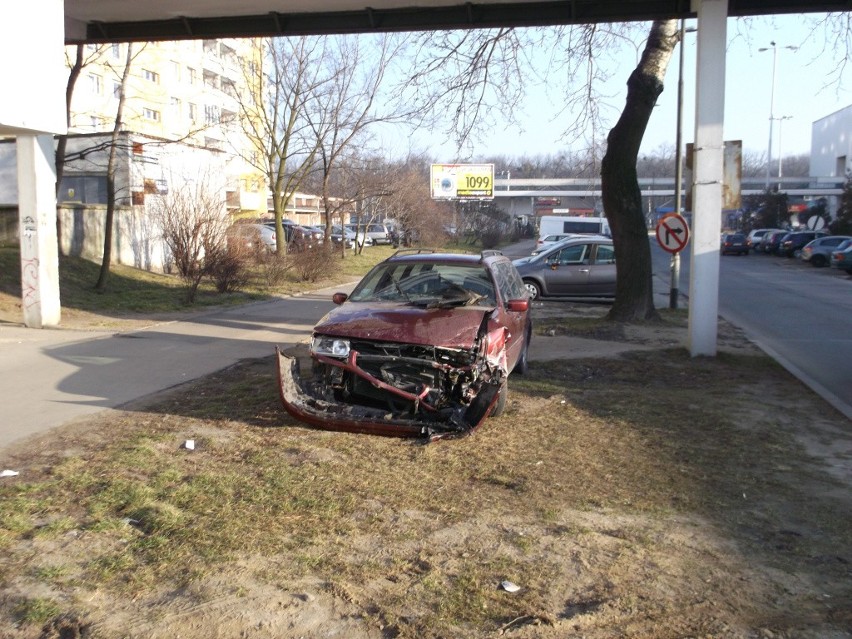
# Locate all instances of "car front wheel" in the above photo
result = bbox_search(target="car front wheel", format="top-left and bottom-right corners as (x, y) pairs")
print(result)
(523, 280), (541, 300)
(490, 381), (507, 418)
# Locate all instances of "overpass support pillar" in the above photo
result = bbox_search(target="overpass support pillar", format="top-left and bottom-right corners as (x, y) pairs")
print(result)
(688, 0), (727, 356)
(17, 134), (61, 328)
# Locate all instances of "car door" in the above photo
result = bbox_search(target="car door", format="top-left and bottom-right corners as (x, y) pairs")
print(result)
(586, 243), (617, 295)
(492, 261), (527, 368)
(541, 243), (591, 295)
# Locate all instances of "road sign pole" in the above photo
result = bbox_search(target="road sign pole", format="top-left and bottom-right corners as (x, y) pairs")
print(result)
(669, 252), (680, 309)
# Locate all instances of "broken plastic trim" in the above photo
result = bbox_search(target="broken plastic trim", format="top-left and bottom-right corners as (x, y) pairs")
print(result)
(276, 347), (501, 442)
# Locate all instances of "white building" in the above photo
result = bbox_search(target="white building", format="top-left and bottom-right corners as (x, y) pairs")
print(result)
(810, 104), (852, 178)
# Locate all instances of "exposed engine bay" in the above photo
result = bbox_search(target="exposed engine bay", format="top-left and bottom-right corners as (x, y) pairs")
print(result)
(276, 313), (508, 441)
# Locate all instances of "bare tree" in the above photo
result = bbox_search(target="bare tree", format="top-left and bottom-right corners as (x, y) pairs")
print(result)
(231, 37), (330, 255)
(602, 20), (679, 322)
(55, 44), (110, 244)
(303, 34), (409, 252)
(401, 24), (642, 154)
(151, 173), (228, 303)
(95, 42), (136, 291)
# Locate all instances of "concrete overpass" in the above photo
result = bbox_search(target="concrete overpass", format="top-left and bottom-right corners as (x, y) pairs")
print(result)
(492, 176), (845, 218)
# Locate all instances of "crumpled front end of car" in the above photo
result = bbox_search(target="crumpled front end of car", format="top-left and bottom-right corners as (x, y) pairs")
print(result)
(276, 316), (509, 441)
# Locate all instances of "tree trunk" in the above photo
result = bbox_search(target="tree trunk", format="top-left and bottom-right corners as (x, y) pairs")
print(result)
(96, 43), (133, 291)
(602, 20), (678, 322)
(56, 45), (85, 248)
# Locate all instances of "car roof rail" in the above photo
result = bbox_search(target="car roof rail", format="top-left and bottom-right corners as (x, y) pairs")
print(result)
(390, 248), (436, 258)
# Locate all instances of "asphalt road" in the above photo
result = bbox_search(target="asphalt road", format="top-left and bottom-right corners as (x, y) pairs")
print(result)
(652, 241), (852, 419)
(0, 287), (345, 450)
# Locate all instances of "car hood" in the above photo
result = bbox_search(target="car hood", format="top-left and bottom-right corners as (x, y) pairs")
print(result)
(313, 302), (492, 349)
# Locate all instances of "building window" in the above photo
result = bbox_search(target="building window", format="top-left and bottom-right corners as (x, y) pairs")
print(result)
(58, 174), (108, 204)
(143, 108), (161, 121)
(203, 70), (218, 90)
(111, 43), (121, 59)
(88, 73), (102, 95)
(171, 61), (181, 81)
(143, 69), (159, 83)
(112, 81), (122, 99)
(188, 67), (196, 85)
(204, 104), (220, 126)
(188, 103), (197, 123)
(89, 116), (99, 129)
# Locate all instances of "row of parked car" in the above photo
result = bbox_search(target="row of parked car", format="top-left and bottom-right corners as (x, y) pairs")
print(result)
(228, 220), (396, 253)
(736, 228), (852, 272)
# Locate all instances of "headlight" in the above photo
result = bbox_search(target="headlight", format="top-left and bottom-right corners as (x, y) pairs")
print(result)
(311, 335), (351, 358)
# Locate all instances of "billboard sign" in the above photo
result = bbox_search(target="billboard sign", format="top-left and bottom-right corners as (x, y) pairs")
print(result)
(431, 163), (494, 200)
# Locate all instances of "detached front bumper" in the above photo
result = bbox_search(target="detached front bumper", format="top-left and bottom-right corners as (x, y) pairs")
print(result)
(275, 347), (501, 441)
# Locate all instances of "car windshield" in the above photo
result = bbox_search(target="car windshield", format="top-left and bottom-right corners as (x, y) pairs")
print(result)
(349, 262), (497, 308)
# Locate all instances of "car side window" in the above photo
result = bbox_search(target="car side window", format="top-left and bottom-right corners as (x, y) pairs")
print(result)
(553, 244), (588, 265)
(593, 244), (616, 265)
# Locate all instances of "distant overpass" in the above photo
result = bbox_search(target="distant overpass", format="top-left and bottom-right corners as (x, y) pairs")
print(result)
(492, 176), (845, 218)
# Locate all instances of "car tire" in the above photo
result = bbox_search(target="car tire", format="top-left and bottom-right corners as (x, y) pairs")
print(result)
(523, 280), (541, 300)
(513, 329), (530, 375)
(490, 381), (507, 418)
(811, 255), (827, 268)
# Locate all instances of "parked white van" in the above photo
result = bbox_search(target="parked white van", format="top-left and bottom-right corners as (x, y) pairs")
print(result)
(538, 215), (610, 240)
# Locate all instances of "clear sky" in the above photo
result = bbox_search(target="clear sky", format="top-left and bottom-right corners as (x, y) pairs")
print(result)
(405, 13), (852, 163)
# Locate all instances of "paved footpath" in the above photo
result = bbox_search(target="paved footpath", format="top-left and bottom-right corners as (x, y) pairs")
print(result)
(0, 287), (345, 451)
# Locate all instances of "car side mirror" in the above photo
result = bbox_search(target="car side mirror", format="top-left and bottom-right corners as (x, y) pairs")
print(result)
(332, 292), (348, 305)
(507, 299), (529, 312)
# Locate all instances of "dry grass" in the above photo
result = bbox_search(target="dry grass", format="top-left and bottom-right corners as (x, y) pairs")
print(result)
(2, 320), (851, 637)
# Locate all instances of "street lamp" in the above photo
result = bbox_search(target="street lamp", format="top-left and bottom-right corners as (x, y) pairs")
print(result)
(671, 20), (696, 310)
(776, 114), (792, 190)
(758, 41), (798, 189)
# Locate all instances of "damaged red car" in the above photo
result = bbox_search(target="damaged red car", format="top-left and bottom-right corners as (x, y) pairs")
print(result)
(277, 249), (532, 441)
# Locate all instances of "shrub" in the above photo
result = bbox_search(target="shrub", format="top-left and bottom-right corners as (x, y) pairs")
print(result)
(289, 244), (339, 282)
(209, 244), (251, 293)
(259, 252), (292, 287)
(479, 228), (504, 249)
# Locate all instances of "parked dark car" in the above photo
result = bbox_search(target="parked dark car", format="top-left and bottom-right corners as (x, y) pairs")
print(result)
(512, 236), (616, 300)
(745, 228), (777, 252)
(277, 249), (532, 440)
(761, 230), (789, 254)
(263, 219), (314, 249)
(800, 235), (852, 267)
(778, 230), (828, 258)
(720, 233), (749, 255)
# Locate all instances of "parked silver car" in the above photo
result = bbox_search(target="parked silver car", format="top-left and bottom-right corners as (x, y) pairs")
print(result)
(512, 236), (616, 300)
(800, 235), (852, 267)
(347, 223), (393, 245)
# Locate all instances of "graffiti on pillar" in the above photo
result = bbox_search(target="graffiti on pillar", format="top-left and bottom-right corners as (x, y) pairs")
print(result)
(22, 258), (40, 310)
(21, 215), (37, 251)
